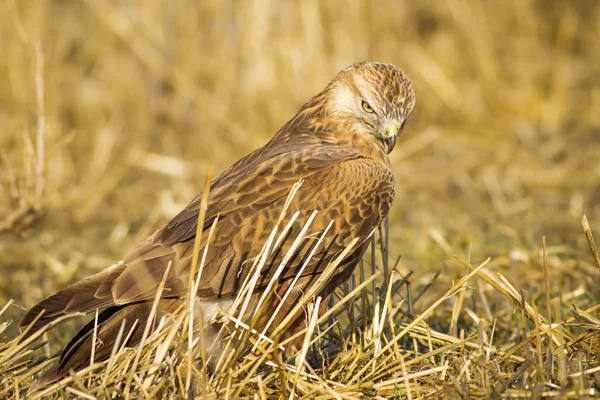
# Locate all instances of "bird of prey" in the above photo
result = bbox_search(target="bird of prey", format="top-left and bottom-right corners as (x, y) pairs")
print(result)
(20, 61), (416, 382)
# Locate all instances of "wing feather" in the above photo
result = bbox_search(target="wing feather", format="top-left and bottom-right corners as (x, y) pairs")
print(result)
(19, 144), (366, 337)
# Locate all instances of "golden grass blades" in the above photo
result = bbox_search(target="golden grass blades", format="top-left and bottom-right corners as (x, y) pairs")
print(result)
(2, 1), (600, 398)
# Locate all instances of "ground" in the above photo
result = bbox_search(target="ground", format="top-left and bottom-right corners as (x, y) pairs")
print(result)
(1, 1), (599, 398)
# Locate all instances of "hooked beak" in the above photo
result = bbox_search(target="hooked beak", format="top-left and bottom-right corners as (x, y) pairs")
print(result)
(381, 122), (400, 153)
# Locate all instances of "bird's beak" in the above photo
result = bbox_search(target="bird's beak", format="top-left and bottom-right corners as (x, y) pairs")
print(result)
(382, 122), (399, 153)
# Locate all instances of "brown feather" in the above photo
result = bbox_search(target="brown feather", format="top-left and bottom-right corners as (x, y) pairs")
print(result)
(40, 299), (181, 383)
(20, 61), (416, 382)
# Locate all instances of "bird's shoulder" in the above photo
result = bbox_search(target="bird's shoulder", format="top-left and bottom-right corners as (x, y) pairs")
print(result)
(153, 142), (372, 246)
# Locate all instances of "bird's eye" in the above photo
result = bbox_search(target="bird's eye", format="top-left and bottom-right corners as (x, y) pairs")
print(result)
(361, 100), (374, 113)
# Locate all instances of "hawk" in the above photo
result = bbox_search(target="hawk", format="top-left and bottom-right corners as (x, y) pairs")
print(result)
(20, 61), (416, 381)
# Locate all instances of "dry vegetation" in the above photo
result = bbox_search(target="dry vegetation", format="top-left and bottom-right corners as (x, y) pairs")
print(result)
(1, 0), (600, 398)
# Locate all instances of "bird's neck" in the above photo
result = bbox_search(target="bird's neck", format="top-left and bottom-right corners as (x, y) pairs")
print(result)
(272, 94), (391, 165)
(337, 127), (391, 165)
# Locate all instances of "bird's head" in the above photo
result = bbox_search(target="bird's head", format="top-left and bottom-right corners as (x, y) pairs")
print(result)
(325, 62), (416, 154)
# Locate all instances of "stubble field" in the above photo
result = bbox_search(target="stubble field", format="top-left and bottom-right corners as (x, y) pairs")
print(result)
(1, 1), (599, 398)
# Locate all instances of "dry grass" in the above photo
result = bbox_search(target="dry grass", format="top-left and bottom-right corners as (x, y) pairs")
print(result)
(1, 0), (600, 398)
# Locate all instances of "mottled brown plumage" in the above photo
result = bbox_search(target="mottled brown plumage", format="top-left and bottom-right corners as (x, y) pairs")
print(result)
(20, 61), (415, 382)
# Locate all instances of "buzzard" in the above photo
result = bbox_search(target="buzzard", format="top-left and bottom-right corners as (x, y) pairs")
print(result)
(20, 61), (416, 381)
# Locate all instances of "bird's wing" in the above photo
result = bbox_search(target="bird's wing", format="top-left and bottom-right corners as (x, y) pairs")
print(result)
(140, 154), (395, 300)
(19, 144), (365, 337)
(114, 145), (370, 299)
(152, 142), (361, 246)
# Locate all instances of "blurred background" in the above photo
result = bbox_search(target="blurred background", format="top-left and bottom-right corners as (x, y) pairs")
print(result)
(1, 1), (599, 338)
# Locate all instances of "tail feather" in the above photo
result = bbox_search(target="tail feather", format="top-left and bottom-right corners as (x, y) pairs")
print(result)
(38, 299), (182, 384)
(20, 244), (178, 341)
(19, 262), (127, 340)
